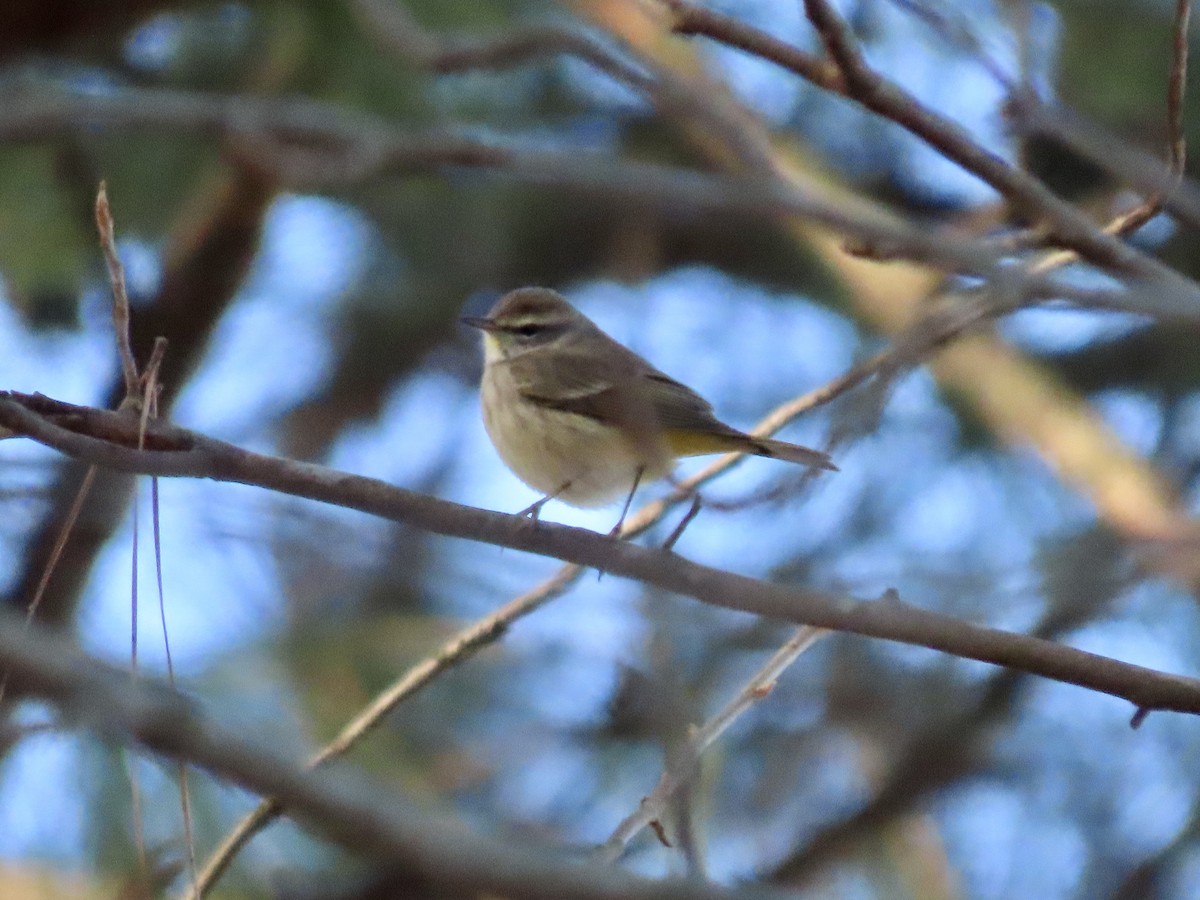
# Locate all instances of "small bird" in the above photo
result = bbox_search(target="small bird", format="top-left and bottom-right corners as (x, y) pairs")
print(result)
(463, 287), (835, 518)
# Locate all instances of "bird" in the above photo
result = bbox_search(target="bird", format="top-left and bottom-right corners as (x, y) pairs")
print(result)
(462, 287), (835, 521)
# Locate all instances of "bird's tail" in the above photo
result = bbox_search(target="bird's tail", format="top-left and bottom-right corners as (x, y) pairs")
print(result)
(666, 426), (836, 470)
(748, 437), (837, 470)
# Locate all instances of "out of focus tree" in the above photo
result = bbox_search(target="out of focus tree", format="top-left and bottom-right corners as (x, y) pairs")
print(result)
(3, 1), (1200, 899)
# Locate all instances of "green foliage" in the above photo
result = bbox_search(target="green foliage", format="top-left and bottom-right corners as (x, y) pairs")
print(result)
(0, 147), (90, 324)
(1055, 0), (1183, 125)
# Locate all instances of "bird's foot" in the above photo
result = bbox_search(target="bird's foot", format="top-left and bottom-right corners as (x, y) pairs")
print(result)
(516, 481), (572, 525)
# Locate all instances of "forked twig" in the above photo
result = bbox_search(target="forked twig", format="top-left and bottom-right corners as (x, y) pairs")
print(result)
(0, 185), (147, 706)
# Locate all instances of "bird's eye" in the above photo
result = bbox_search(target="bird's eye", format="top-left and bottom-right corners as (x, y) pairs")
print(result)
(512, 323), (541, 337)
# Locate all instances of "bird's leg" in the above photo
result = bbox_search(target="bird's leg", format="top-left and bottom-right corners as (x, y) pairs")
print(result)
(609, 466), (645, 538)
(662, 494), (703, 551)
(517, 481), (572, 523)
(595, 467), (645, 582)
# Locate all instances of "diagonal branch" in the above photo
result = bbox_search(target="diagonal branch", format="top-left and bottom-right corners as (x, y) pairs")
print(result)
(659, 0), (1199, 286)
(598, 625), (828, 863)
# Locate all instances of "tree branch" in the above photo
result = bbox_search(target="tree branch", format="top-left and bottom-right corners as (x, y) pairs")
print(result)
(598, 625), (828, 863)
(659, 0), (1199, 286)
(2, 392), (1200, 717)
(188, 368), (863, 897)
(4, 85), (1199, 317)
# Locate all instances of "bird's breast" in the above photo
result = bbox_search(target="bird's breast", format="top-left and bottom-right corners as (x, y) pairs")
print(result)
(480, 364), (669, 507)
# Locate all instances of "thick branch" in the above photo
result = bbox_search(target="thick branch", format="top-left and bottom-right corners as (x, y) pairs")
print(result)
(3, 393), (1200, 716)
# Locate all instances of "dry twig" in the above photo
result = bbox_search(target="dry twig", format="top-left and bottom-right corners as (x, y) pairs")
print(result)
(597, 625), (828, 863)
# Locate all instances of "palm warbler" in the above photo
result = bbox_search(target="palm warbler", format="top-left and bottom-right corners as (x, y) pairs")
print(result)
(463, 287), (835, 510)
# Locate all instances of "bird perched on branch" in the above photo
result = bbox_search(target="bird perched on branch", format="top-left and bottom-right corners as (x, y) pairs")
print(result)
(463, 287), (835, 520)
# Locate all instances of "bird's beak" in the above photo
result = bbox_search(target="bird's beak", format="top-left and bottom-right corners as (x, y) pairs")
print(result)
(461, 316), (499, 332)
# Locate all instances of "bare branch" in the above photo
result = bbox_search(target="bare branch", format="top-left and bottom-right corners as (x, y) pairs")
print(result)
(3, 392), (1200, 716)
(5, 85), (1200, 317)
(0, 87), (1000, 282)
(94, 182), (140, 401)
(598, 625), (828, 862)
(659, 0), (1197, 286)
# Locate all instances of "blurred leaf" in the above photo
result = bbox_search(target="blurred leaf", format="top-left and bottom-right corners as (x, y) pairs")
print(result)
(1040, 324), (1200, 398)
(0, 147), (90, 322)
(1055, 0), (1179, 125)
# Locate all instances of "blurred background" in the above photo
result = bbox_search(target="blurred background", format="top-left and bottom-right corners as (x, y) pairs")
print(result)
(2, 0), (1200, 897)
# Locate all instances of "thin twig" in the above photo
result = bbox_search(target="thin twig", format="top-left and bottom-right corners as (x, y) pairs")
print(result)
(138, 339), (199, 895)
(110, 183), (151, 877)
(597, 625), (828, 862)
(0, 465), (96, 706)
(95, 182), (140, 401)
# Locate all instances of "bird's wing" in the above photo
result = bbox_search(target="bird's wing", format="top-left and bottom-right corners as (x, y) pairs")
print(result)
(508, 340), (723, 425)
(640, 371), (731, 433)
(507, 343), (651, 425)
